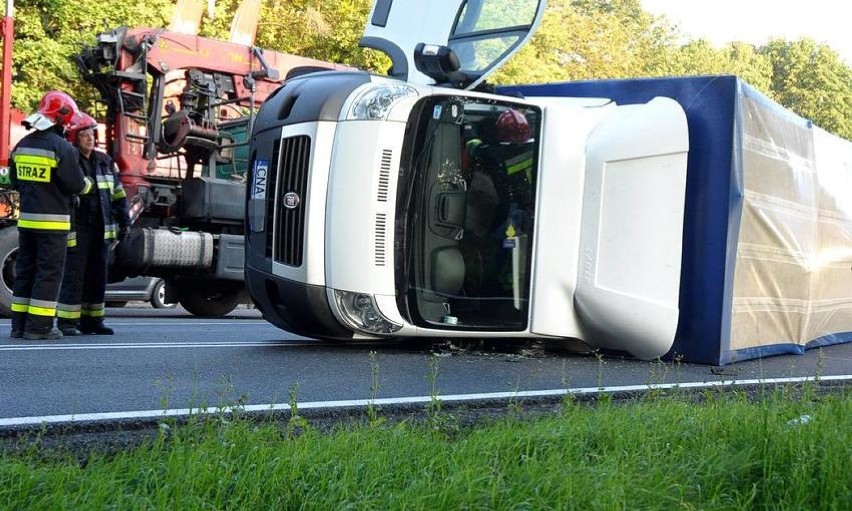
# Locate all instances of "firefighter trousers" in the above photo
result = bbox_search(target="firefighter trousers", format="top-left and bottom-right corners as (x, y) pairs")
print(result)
(57, 226), (109, 329)
(11, 230), (68, 334)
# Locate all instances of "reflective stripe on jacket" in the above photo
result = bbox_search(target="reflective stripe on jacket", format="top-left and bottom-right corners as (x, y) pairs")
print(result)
(72, 151), (130, 241)
(9, 130), (90, 233)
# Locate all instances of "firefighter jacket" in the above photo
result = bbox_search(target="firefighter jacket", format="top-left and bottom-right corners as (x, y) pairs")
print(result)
(72, 150), (130, 244)
(9, 129), (92, 232)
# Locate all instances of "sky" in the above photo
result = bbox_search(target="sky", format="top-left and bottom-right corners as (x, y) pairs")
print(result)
(640, 0), (851, 65)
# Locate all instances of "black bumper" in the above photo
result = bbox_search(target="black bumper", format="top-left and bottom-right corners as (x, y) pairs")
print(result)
(246, 266), (353, 341)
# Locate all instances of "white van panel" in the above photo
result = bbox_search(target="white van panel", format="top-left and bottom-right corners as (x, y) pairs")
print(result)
(271, 121), (337, 287)
(325, 120), (406, 296)
(575, 97), (689, 359)
(528, 101), (615, 339)
(362, 0), (463, 85)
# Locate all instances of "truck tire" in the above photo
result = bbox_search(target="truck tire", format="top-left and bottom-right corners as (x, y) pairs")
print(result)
(0, 227), (18, 318)
(151, 279), (176, 309)
(179, 285), (239, 317)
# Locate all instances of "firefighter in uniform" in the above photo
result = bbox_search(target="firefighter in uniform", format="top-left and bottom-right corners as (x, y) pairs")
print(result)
(56, 112), (130, 336)
(463, 108), (534, 297)
(8, 91), (93, 340)
(464, 108), (534, 235)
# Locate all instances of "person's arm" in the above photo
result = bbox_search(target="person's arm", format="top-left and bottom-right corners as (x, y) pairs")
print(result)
(7, 148), (17, 189)
(109, 160), (131, 239)
(55, 143), (91, 196)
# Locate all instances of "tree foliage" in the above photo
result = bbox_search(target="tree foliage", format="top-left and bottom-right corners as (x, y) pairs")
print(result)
(7, 0), (173, 111)
(758, 39), (852, 140)
(493, 0), (850, 139)
(196, 0), (388, 71)
(495, 0), (672, 83)
(3, 0), (851, 140)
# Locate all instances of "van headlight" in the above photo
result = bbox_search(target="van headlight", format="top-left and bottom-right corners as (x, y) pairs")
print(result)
(346, 83), (417, 120)
(334, 290), (402, 335)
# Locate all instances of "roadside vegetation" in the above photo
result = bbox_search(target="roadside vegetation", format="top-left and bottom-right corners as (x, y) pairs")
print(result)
(1, 384), (849, 510)
(7, 0), (852, 140)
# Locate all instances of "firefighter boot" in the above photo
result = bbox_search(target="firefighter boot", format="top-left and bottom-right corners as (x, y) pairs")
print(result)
(80, 318), (114, 335)
(10, 312), (26, 338)
(57, 319), (82, 336)
(23, 315), (63, 340)
(23, 328), (63, 340)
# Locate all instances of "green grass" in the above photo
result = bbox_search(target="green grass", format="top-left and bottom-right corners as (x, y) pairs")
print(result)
(1, 387), (850, 510)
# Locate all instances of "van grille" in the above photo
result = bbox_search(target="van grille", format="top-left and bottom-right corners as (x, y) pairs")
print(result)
(377, 149), (392, 202)
(374, 213), (387, 266)
(264, 140), (280, 258)
(273, 135), (311, 267)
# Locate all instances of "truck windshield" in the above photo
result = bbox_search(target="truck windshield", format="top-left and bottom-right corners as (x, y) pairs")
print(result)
(397, 96), (540, 330)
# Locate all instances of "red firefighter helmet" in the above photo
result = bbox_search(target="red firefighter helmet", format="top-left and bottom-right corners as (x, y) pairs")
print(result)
(22, 91), (79, 131)
(65, 112), (98, 143)
(495, 109), (530, 144)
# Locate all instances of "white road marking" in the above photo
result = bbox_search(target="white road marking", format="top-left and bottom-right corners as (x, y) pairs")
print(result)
(1, 375), (849, 427)
(0, 341), (311, 351)
(0, 321), (268, 326)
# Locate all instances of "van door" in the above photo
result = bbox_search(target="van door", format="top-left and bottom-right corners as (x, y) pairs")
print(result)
(574, 97), (690, 359)
(361, 0), (547, 89)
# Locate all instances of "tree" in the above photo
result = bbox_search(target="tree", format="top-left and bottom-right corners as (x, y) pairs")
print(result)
(653, 39), (772, 92)
(8, 0), (173, 112)
(759, 39), (852, 140)
(3, 0), (850, 141)
(248, 0), (388, 72)
(490, 0), (851, 140)
(494, 0), (675, 84)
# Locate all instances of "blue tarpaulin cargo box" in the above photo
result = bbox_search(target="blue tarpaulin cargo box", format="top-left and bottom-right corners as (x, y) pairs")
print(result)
(501, 76), (852, 365)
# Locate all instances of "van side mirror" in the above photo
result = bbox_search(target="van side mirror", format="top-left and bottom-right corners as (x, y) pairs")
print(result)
(413, 43), (470, 88)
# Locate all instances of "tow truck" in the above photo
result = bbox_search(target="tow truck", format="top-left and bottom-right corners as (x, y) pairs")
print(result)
(245, 0), (852, 364)
(0, 7), (346, 316)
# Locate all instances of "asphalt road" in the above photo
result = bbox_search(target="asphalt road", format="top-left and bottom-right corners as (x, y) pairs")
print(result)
(1, 305), (850, 427)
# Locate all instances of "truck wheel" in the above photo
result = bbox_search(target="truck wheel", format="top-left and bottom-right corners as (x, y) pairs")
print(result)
(0, 227), (18, 317)
(179, 286), (239, 317)
(151, 279), (176, 309)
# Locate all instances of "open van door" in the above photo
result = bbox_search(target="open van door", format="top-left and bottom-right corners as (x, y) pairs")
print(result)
(360, 0), (547, 90)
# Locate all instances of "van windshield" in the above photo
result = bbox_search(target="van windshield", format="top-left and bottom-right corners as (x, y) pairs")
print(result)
(396, 96), (540, 330)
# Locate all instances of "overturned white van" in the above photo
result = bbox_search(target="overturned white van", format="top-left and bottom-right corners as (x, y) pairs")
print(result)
(244, 0), (852, 364)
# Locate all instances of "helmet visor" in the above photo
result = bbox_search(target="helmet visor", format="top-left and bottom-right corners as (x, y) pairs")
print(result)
(22, 113), (57, 131)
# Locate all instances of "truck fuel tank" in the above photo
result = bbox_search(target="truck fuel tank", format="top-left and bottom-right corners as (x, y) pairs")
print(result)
(116, 228), (214, 272)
